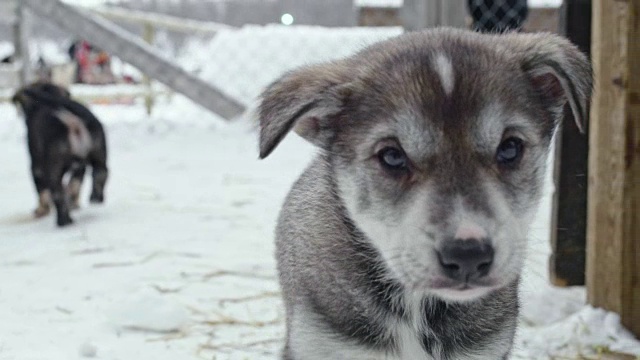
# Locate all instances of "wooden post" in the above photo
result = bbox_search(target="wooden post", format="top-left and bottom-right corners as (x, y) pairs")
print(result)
(439, 0), (468, 28)
(357, 6), (402, 27)
(12, 0), (30, 87)
(521, 6), (559, 33)
(401, 0), (439, 30)
(143, 22), (156, 116)
(401, 0), (468, 30)
(548, 0), (591, 287)
(587, 0), (640, 337)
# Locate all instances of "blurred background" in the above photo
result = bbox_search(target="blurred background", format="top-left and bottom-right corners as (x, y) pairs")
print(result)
(0, 0), (562, 114)
(2, 1), (638, 360)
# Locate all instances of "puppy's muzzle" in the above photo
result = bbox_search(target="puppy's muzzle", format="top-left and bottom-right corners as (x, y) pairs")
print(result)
(437, 238), (494, 283)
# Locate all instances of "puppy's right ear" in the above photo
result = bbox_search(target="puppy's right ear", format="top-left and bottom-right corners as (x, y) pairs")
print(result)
(258, 61), (353, 159)
(505, 32), (593, 133)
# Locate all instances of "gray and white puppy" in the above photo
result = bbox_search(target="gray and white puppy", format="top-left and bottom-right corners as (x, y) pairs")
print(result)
(258, 28), (591, 360)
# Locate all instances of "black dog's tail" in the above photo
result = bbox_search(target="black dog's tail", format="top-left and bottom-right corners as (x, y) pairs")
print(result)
(21, 88), (62, 107)
(22, 88), (102, 126)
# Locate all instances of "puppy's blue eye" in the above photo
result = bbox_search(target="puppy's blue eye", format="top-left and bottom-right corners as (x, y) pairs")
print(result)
(496, 137), (524, 166)
(378, 147), (407, 169)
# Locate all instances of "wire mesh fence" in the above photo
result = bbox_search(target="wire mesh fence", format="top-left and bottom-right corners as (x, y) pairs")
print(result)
(176, 25), (403, 108)
(468, 0), (529, 32)
(0, 0), (539, 113)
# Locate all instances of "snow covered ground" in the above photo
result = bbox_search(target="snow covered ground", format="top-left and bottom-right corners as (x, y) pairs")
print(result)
(1, 25), (639, 360)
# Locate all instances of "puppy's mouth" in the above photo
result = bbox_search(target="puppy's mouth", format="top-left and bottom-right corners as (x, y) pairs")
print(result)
(427, 277), (500, 302)
(430, 276), (497, 289)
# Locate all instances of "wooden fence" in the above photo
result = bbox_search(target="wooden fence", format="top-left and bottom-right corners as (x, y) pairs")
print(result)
(587, 0), (639, 337)
(5, 1), (242, 118)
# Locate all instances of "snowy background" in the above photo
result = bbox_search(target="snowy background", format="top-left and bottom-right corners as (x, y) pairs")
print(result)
(1, 23), (639, 360)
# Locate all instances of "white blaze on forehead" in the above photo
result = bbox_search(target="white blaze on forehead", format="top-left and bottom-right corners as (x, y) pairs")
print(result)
(433, 53), (454, 95)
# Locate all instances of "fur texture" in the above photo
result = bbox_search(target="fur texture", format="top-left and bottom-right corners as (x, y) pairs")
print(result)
(12, 82), (109, 227)
(258, 28), (592, 359)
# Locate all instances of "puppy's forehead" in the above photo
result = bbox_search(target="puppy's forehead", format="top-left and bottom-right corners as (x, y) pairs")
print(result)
(349, 33), (542, 154)
(360, 38), (523, 113)
(388, 103), (522, 160)
(432, 52), (455, 96)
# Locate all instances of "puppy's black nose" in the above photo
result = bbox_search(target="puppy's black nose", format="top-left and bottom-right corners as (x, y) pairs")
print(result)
(437, 239), (494, 282)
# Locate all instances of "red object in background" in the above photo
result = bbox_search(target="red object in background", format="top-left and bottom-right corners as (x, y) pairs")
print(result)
(75, 40), (92, 83)
(69, 40), (116, 84)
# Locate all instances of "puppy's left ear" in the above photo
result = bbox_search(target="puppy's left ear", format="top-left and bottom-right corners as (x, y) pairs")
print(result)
(509, 33), (593, 133)
(258, 60), (354, 159)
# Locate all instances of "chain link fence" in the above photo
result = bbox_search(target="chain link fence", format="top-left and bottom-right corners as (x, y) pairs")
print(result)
(177, 25), (402, 108)
(0, 0), (537, 110)
(468, 0), (529, 32)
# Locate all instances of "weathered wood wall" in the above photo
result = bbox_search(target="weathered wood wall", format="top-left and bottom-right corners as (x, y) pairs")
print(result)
(587, 0), (640, 337)
(358, 7), (402, 27)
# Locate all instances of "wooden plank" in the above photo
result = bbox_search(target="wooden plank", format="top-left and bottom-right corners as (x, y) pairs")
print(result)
(0, 0), (17, 25)
(587, 0), (640, 337)
(548, 0), (591, 287)
(13, 0), (30, 86)
(439, 0), (468, 28)
(88, 6), (234, 34)
(0, 88), (171, 104)
(595, 352), (639, 360)
(401, 0), (468, 30)
(142, 22), (156, 115)
(521, 7), (559, 33)
(358, 7), (402, 27)
(400, 0), (439, 30)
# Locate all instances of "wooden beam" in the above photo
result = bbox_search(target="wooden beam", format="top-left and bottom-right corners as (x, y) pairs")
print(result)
(13, 1), (30, 87)
(401, 0), (439, 30)
(587, 0), (640, 337)
(439, 0), (468, 28)
(549, 0), (591, 287)
(521, 7), (559, 33)
(358, 6), (402, 27)
(88, 6), (234, 34)
(401, 0), (468, 30)
(142, 22), (156, 115)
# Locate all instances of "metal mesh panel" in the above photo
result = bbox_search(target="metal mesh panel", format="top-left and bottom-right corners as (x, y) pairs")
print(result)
(468, 0), (529, 33)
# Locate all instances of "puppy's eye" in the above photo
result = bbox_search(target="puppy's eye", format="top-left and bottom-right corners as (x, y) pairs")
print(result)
(378, 147), (408, 170)
(496, 137), (524, 166)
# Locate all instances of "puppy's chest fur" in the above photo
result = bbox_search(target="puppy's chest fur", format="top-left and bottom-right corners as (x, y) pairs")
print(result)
(290, 292), (508, 360)
(291, 300), (431, 360)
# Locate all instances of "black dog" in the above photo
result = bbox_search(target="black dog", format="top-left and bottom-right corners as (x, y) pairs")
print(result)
(12, 82), (108, 226)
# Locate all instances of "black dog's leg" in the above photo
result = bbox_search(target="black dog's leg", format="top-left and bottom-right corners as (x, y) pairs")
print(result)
(88, 149), (108, 204)
(67, 163), (86, 209)
(31, 163), (51, 218)
(47, 161), (73, 227)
